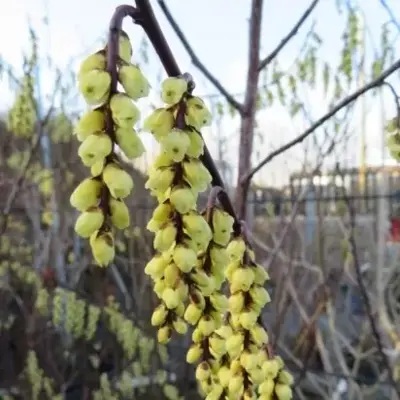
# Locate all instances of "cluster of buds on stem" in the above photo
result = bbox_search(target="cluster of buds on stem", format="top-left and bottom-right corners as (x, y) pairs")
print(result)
(210, 235), (293, 400)
(185, 196), (235, 399)
(70, 31), (149, 267)
(143, 76), (222, 344)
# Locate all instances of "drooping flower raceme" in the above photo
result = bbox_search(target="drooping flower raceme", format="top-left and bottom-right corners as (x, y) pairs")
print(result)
(71, 32), (149, 267)
(184, 206), (235, 399)
(221, 237), (293, 399)
(143, 77), (217, 344)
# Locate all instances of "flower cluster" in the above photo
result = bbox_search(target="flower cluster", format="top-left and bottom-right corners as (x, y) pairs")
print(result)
(184, 206), (235, 399)
(70, 32), (149, 267)
(218, 236), (293, 399)
(143, 76), (217, 343)
(258, 355), (294, 400)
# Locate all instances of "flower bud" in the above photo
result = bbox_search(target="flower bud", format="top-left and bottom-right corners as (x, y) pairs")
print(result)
(103, 163), (134, 199)
(145, 255), (168, 279)
(262, 359), (280, 379)
(275, 383), (293, 400)
(162, 288), (180, 309)
(240, 351), (259, 371)
(250, 286), (271, 308)
(209, 292), (228, 312)
(161, 77), (187, 105)
(182, 212), (212, 245)
(186, 344), (202, 364)
(239, 310), (258, 330)
(278, 370), (294, 386)
(153, 202), (174, 222)
(253, 264), (270, 285)
(195, 361), (211, 381)
(226, 238), (246, 262)
(209, 335), (226, 358)
(186, 130), (204, 158)
(75, 109), (105, 142)
(143, 108), (175, 140)
(182, 159), (212, 192)
(109, 198), (130, 229)
(228, 292), (245, 313)
(145, 167), (175, 194)
(157, 326), (172, 344)
(217, 366), (232, 388)
(169, 186), (196, 214)
(184, 303), (202, 325)
(226, 334), (244, 358)
(154, 223), (177, 252)
(74, 207), (104, 238)
(173, 317), (188, 334)
(215, 324), (233, 339)
(91, 160), (105, 177)
(250, 324), (269, 346)
(249, 367), (264, 385)
(110, 93), (140, 128)
(153, 278), (166, 298)
(78, 70), (111, 106)
(70, 178), (102, 212)
(209, 245), (229, 268)
(185, 96), (212, 129)
(230, 267), (255, 293)
(118, 64), (150, 100)
(151, 304), (168, 326)
(173, 244), (197, 273)
(228, 375), (244, 396)
(212, 208), (234, 246)
(89, 230), (115, 266)
(205, 384), (223, 400)
(164, 263), (180, 287)
(118, 32), (132, 63)
(78, 51), (106, 78)
(198, 315), (217, 336)
(115, 127), (145, 159)
(160, 129), (190, 162)
(78, 133), (112, 167)
(258, 378), (274, 395)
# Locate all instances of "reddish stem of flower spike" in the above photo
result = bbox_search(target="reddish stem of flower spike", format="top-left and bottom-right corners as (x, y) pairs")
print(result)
(124, 0), (240, 229)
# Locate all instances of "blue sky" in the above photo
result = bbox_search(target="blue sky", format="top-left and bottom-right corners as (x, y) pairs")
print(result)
(1, 0), (400, 186)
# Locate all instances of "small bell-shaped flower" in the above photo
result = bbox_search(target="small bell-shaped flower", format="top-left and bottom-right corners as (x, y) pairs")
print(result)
(70, 178), (102, 212)
(78, 133), (113, 167)
(103, 163), (134, 199)
(90, 230), (115, 267)
(115, 127), (145, 159)
(110, 93), (140, 128)
(161, 77), (188, 105)
(74, 109), (105, 142)
(78, 70), (111, 106)
(109, 198), (130, 229)
(118, 64), (150, 100)
(74, 207), (104, 238)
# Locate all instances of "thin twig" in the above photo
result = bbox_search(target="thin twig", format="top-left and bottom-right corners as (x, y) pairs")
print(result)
(242, 57), (400, 185)
(156, 0), (244, 114)
(258, 0), (320, 72)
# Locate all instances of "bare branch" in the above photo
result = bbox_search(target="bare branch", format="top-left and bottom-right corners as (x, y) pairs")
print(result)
(156, 0), (244, 114)
(242, 57), (400, 185)
(234, 0), (264, 219)
(258, 0), (320, 72)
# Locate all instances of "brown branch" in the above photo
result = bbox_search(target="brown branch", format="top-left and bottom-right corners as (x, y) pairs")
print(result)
(258, 0), (320, 72)
(241, 57), (400, 185)
(155, 0), (244, 114)
(234, 0), (264, 220)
